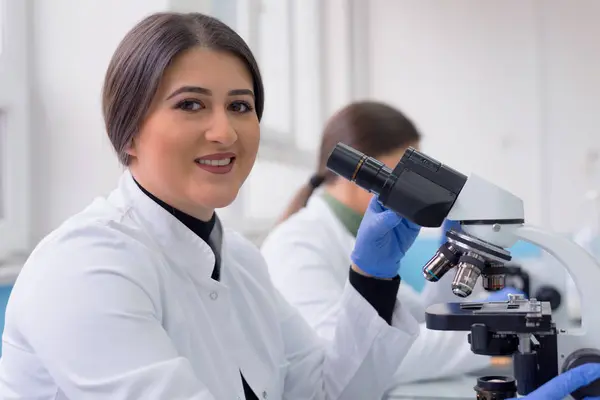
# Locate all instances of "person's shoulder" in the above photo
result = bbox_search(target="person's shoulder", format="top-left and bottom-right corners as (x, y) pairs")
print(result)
(261, 200), (336, 253)
(24, 198), (163, 286)
(6, 198), (165, 343)
(223, 228), (263, 262)
(222, 227), (274, 281)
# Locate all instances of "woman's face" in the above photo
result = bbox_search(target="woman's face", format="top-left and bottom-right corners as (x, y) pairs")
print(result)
(128, 48), (260, 220)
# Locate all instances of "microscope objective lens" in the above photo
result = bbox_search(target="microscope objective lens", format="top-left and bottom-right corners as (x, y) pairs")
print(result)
(452, 263), (481, 298)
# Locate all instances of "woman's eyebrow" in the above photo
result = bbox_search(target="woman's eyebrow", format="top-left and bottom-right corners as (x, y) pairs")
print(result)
(166, 86), (254, 100)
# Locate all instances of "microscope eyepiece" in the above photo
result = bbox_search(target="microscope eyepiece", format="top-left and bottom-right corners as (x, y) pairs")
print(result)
(326, 143), (392, 197)
(325, 143), (364, 183)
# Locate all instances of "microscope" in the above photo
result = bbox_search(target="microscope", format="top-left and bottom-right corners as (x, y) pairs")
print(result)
(326, 142), (600, 399)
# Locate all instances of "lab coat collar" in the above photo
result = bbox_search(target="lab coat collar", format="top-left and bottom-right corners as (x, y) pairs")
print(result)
(112, 170), (217, 280)
(319, 192), (363, 237)
(306, 194), (357, 250)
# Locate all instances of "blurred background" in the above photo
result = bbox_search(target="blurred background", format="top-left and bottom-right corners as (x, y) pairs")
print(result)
(1, 0), (600, 357)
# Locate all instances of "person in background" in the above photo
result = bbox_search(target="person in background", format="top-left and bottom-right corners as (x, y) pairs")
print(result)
(262, 102), (600, 398)
(0, 13), (424, 400)
(262, 101), (503, 387)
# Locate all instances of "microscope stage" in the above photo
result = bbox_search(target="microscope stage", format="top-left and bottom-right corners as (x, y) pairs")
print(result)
(425, 300), (554, 333)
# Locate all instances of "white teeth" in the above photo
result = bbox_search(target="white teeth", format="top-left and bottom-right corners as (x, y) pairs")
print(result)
(196, 158), (232, 166)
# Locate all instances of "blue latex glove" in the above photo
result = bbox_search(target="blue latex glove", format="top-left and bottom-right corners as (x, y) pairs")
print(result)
(351, 196), (421, 279)
(439, 219), (461, 246)
(508, 363), (600, 400)
(484, 286), (526, 302)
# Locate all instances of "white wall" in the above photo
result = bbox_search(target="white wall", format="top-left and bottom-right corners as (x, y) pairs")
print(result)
(539, 0), (600, 232)
(366, 0), (600, 233)
(27, 0), (600, 250)
(0, 0), (30, 259)
(368, 0), (544, 226)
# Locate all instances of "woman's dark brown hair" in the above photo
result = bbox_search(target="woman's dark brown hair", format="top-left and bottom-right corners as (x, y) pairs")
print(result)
(279, 101), (421, 222)
(102, 12), (264, 165)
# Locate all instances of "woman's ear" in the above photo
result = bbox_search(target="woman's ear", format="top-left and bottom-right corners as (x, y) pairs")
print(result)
(125, 138), (137, 158)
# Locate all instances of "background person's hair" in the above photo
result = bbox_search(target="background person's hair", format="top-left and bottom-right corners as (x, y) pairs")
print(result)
(279, 101), (422, 222)
(102, 12), (264, 165)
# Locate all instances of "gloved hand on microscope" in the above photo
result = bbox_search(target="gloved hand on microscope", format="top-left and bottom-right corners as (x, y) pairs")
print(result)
(508, 362), (600, 400)
(351, 196), (421, 279)
(439, 219), (526, 302)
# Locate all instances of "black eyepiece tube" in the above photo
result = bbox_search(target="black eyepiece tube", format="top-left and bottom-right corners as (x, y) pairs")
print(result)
(325, 142), (468, 227)
(325, 143), (364, 183)
(325, 143), (392, 196)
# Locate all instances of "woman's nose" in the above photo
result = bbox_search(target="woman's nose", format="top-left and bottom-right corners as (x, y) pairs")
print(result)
(205, 109), (238, 146)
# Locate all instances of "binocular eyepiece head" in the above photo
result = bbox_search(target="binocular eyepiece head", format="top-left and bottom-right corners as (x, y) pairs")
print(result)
(326, 142), (468, 229)
(325, 142), (512, 298)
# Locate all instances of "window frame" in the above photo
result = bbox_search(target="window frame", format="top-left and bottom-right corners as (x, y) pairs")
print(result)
(210, 0), (368, 240)
(212, 0), (329, 165)
(0, 0), (31, 260)
(212, 0), (318, 235)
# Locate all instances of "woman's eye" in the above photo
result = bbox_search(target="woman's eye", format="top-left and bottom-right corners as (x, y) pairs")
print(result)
(177, 100), (203, 112)
(229, 101), (253, 113)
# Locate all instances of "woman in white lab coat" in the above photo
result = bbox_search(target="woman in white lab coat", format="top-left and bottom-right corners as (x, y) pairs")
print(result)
(0, 13), (422, 400)
(261, 101), (493, 390)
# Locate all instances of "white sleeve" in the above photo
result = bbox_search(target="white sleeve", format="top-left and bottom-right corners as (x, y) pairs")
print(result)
(263, 239), (345, 340)
(262, 236), (419, 399)
(263, 229), (490, 389)
(397, 283), (426, 323)
(273, 282), (419, 400)
(16, 249), (215, 399)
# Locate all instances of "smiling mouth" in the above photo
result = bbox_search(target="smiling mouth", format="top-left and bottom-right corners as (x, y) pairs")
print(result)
(194, 156), (236, 174)
(195, 157), (233, 166)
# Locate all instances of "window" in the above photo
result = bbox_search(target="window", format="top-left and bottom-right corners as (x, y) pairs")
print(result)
(213, 0), (296, 144)
(0, 1), (3, 55)
(210, 1), (360, 241)
(256, 0), (293, 143)
(0, 0), (30, 260)
(213, 0), (325, 149)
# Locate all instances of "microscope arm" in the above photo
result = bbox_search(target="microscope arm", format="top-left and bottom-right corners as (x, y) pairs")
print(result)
(514, 224), (600, 359)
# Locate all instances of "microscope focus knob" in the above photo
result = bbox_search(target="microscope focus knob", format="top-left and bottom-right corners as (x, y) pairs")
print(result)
(561, 348), (600, 399)
(468, 323), (518, 356)
(534, 286), (561, 310)
(469, 324), (489, 354)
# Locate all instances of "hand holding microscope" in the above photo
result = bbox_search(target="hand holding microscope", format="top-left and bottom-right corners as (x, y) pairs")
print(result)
(326, 142), (600, 399)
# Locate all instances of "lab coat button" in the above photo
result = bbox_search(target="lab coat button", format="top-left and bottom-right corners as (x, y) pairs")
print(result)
(262, 390), (268, 399)
(209, 291), (218, 300)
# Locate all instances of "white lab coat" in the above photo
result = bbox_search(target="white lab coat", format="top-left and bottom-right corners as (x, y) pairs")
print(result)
(261, 194), (491, 388)
(0, 171), (420, 400)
